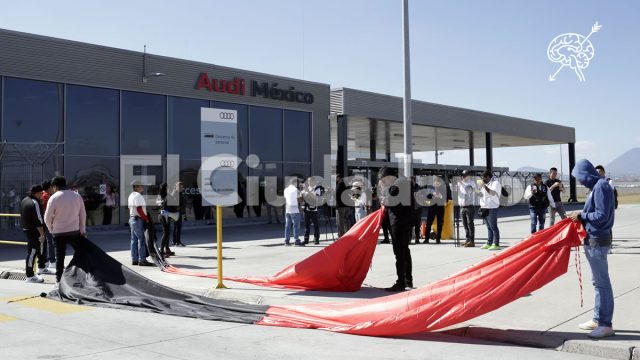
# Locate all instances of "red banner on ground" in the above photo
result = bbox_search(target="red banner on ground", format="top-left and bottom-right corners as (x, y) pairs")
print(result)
(257, 219), (586, 336)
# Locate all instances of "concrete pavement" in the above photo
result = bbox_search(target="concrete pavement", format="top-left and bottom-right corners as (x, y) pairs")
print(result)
(1, 205), (639, 359)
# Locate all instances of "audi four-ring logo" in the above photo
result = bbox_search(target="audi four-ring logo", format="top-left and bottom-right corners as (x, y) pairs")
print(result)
(219, 160), (236, 167)
(219, 112), (235, 120)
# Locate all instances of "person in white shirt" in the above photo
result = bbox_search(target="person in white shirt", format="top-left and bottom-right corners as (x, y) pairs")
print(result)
(478, 170), (502, 250)
(44, 176), (86, 285)
(524, 173), (557, 234)
(127, 181), (152, 266)
(457, 170), (478, 247)
(283, 178), (303, 246)
(351, 181), (368, 223)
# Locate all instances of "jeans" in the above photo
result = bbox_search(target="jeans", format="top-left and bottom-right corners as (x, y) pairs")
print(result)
(304, 210), (320, 242)
(129, 217), (148, 261)
(354, 207), (367, 222)
(424, 205), (445, 242)
(460, 206), (475, 241)
(549, 201), (567, 226)
(172, 216), (183, 245)
(336, 207), (354, 237)
(485, 208), (500, 246)
(45, 230), (56, 263)
(529, 207), (547, 233)
(284, 212), (301, 244)
(585, 245), (614, 327)
(391, 222), (412, 285)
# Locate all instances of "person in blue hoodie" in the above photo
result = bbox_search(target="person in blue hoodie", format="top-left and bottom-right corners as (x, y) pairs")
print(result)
(569, 159), (615, 339)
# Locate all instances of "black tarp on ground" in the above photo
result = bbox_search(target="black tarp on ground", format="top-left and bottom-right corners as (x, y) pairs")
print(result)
(47, 238), (268, 324)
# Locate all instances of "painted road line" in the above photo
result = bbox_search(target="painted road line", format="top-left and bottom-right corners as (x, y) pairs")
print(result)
(2, 295), (92, 314)
(0, 313), (17, 322)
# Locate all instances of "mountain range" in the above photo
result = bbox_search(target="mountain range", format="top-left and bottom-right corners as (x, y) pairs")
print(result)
(606, 147), (640, 176)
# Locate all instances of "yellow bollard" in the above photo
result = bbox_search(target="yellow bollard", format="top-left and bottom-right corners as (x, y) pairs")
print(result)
(215, 206), (227, 289)
(433, 200), (454, 240)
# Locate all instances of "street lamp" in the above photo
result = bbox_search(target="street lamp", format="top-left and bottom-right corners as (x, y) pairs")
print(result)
(142, 45), (166, 83)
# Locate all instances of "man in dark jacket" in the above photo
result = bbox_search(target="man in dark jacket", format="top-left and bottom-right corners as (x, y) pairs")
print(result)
(20, 184), (51, 283)
(335, 174), (353, 237)
(570, 159), (615, 339)
(379, 167), (414, 291)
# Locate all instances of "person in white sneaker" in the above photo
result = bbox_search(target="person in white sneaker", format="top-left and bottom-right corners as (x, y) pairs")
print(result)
(570, 159), (616, 339)
(44, 176), (87, 283)
(20, 184), (49, 283)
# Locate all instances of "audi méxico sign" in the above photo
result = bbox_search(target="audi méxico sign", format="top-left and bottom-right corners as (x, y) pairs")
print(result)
(195, 72), (314, 105)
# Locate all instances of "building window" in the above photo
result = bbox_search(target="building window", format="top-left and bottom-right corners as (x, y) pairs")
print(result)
(168, 97), (209, 160)
(2, 77), (63, 143)
(283, 110), (311, 163)
(249, 106), (282, 163)
(66, 85), (119, 156)
(121, 91), (167, 155)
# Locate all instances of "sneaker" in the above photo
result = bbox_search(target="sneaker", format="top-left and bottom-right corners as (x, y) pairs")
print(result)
(138, 260), (154, 266)
(588, 326), (615, 339)
(380, 240), (390, 244)
(405, 279), (414, 289)
(37, 267), (54, 275)
(579, 319), (598, 331)
(302, 239), (309, 245)
(384, 282), (406, 292)
(131, 261), (139, 266)
(488, 245), (502, 251)
(25, 275), (44, 283)
(481, 244), (491, 249)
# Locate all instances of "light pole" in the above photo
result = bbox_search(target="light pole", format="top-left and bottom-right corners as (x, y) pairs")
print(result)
(402, 0), (413, 177)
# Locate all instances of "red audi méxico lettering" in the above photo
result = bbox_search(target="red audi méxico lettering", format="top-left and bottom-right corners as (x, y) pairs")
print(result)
(195, 73), (245, 95)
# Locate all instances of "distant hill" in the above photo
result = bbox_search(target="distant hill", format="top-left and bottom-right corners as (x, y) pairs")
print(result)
(606, 148), (640, 176)
(516, 166), (547, 174)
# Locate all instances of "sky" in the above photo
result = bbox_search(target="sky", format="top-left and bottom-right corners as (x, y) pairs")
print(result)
(1, 0), (638, 176)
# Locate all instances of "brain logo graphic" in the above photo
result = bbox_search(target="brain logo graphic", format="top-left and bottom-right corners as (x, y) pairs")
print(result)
(547, 34), (594, 71)
(547, 22), (601, 82)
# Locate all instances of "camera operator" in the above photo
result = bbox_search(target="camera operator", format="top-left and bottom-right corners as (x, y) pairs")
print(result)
(545, 167), (567, 225)
(351, 181), (369, 223)
(301, 177), (324, 245)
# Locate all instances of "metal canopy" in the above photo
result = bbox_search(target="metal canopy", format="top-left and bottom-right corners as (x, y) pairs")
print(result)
(330, 88), (575, 151)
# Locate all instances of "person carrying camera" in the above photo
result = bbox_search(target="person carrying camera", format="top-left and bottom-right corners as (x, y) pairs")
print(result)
(524, 173), (556, 234)
(545, 167), (567, 225)
(479, 170), (502, 250)
(457, 170), (479, 247)
(301, 177), (323, 245)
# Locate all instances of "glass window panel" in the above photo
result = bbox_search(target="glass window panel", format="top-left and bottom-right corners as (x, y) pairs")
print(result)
(283, 110), (311, 162)
(249, 106), (282, 162)
(66, 85), (119, 156)
(121, 91), (166, 155)
(168, 97), (209, 160)
(65, 155), (120, 225)
(2, 77), (63, 143)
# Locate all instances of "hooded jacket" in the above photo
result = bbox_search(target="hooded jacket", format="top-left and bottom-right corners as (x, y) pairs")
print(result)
(571, 159), (615, 245)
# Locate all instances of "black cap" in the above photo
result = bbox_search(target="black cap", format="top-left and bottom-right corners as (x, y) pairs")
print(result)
(30, 184), (44, 194)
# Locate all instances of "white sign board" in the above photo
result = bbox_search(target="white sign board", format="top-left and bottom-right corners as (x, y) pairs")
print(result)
(200, 108), (238, 206)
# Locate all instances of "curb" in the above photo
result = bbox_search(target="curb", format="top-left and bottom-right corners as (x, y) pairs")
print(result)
(444, 326), (637, 360)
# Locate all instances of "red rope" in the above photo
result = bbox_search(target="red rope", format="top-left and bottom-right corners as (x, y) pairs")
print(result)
(574, 246), (583, 307)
